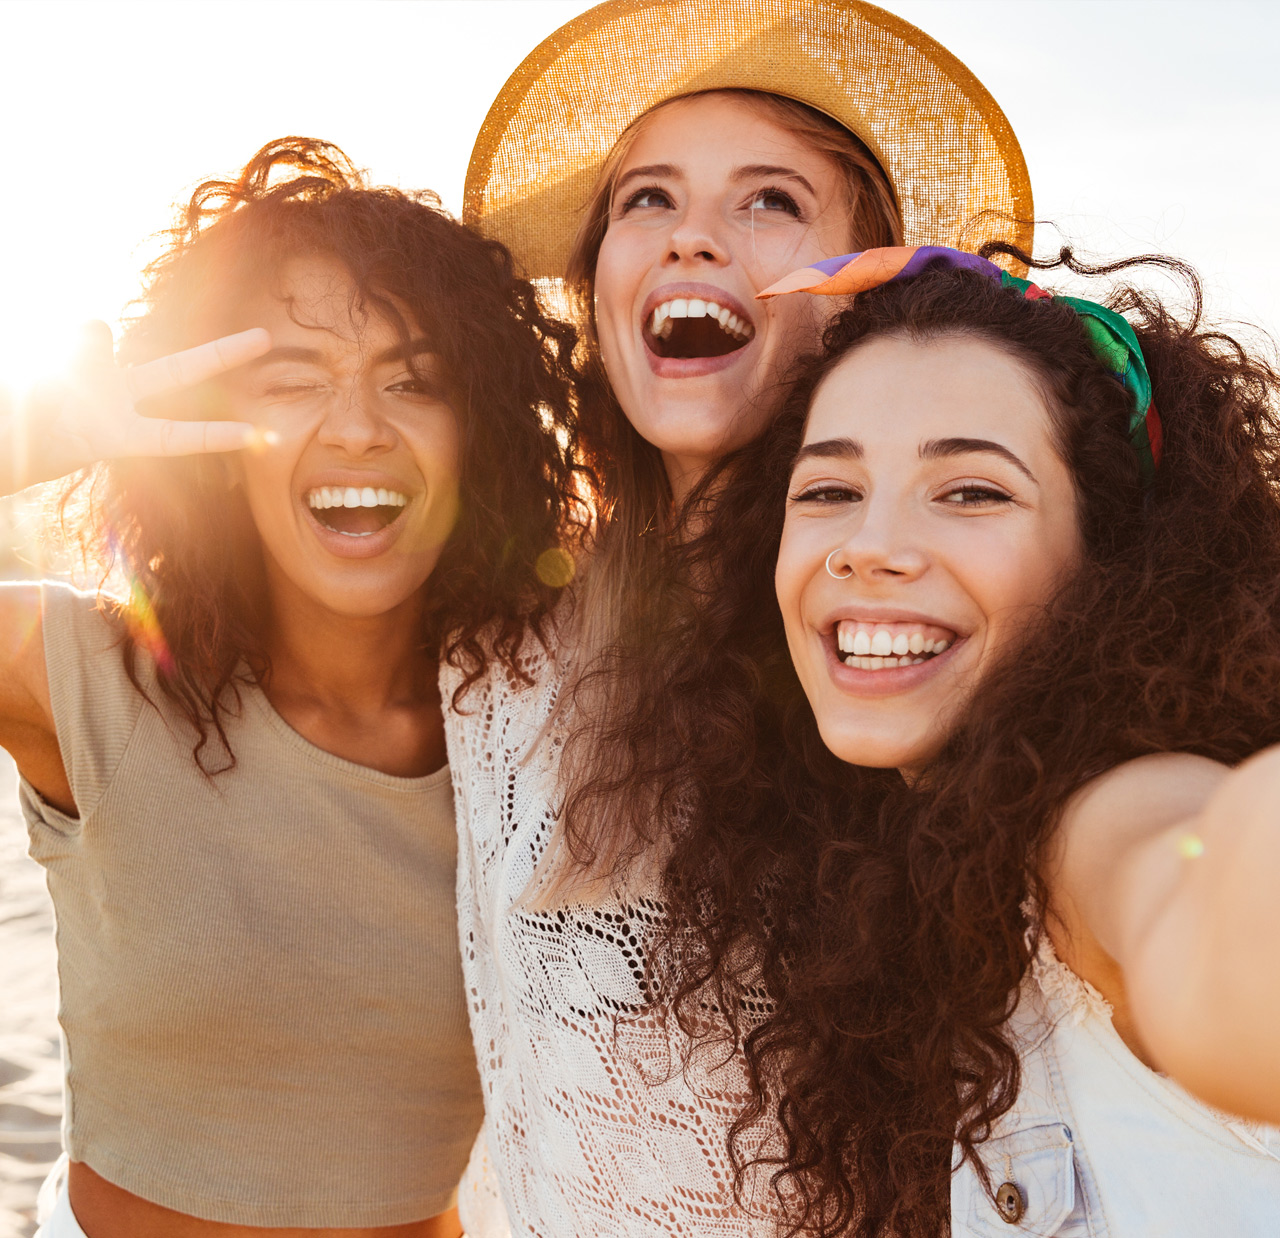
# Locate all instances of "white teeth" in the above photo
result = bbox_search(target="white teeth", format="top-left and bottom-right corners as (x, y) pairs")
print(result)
(647, 296), (755, 340)
(306, 486), (410, 511)
(835, 621), (957, 670)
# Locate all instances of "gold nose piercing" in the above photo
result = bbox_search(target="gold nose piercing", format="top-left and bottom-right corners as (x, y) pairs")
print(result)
(825, 549), (853, 580)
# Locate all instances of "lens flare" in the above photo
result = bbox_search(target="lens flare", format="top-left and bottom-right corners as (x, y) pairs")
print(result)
(102, 527), (174, 677)
(535, 547), (575, 588)
(122, 576), (174, 677)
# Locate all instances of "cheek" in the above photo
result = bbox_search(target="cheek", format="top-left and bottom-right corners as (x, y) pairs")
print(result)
(237, 449), (294, 512)
(593, 234), (641, 330)
(775, 524), (819, 651)
(762, 298), (823, 363)
(964, 523), (1081, 652)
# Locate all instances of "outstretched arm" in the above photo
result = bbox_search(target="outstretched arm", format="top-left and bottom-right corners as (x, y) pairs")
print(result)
(1046, 750), (1280, 1123)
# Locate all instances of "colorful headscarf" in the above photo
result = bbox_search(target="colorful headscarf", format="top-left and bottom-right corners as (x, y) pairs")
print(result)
(759, 246), (1163, 484)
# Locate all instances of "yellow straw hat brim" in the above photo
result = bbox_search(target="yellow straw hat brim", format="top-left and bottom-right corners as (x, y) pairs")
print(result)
(464, 0), (1033, 280)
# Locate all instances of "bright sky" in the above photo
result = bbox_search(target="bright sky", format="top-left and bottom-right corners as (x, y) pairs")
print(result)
(0, 0), (1276, 395)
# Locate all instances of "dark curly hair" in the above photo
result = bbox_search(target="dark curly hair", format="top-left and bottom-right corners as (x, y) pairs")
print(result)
(73, 137), (588, 769)
(566, 246), (1280, 1234)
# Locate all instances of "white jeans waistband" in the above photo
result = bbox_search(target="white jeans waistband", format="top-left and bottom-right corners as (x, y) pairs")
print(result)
(34, 1156), (89, 1238)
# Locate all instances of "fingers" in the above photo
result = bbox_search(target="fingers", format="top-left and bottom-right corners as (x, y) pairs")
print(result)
(130, 418), (261, 457)
(73, 320), (116, 372)
(124, 328), (272, 401)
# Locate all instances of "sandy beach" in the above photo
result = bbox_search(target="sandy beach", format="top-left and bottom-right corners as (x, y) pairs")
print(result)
(0, 750), (59, 1238)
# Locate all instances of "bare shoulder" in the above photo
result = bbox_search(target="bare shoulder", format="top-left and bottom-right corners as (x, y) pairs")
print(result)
(0, 581), (52, 727)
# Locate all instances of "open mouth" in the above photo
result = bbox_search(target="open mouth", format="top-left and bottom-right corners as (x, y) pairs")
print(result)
(834, 620), (956, 671)
(307, 485), (409, 537)
(646, 296), (754, 360)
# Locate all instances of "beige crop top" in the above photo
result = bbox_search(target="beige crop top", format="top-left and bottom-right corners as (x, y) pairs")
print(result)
(20, 584), (483, 1227)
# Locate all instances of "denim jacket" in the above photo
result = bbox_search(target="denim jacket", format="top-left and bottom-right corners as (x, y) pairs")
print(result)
(952, 939), (1280, 1236)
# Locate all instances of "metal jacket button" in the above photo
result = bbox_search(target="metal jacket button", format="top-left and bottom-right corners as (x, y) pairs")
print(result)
(996, 1181), (1026, 1224)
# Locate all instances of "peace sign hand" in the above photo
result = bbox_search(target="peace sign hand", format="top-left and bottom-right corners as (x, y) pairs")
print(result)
(13, 322), (273, 492)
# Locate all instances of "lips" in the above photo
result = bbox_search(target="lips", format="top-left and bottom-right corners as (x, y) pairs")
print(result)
(300, 477), (416, 559)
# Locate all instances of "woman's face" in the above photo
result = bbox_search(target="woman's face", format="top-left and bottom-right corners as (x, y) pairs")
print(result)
(593, 92), (853, 494)
(222, 257), (461, 620)
(775, 334), (1083, 773)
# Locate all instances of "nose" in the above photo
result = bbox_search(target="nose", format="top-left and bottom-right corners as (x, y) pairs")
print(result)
(316, 382), (396, 457)
(664, 198), (730, 268)
(827, 493), (928, 584)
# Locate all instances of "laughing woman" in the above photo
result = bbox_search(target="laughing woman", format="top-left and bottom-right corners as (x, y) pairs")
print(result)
(448, 1), (1034, 1233)
(5, 138), (581, 1238)
(624, 246), (1280, 1235)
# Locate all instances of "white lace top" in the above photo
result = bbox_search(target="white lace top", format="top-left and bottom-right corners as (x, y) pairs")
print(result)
(446, 634), (1280, 1237)
(443, 634), (770, 1238)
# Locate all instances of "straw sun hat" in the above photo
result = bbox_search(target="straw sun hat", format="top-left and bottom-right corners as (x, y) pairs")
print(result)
(464, 0), (1033, 281)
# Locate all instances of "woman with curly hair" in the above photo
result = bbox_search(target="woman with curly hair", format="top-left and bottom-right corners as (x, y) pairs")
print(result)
(6, 137), (582, 1238)
(593, 246), (1280, 1235)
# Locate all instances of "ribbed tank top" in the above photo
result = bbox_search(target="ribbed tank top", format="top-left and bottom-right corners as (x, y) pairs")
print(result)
(20, 583), (482, 1227)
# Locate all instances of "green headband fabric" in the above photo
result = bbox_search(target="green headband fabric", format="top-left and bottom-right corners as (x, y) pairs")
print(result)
(1003, 273), (1162, 485)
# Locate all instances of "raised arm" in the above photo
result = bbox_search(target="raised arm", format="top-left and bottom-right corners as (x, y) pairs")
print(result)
(9, 322), (270, 492)
(1046, 749), (1280, 1124)
(0, 322), (272, 810)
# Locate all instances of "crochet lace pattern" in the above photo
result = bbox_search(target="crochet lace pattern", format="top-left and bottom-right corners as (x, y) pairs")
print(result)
(444, 635), (774, 1237)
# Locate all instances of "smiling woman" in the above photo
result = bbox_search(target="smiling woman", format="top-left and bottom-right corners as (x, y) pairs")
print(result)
(0, 137), (586, 1238)
(605, 246), (1280, 1234)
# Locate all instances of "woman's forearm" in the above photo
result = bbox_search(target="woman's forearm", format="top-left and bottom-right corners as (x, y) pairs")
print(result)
(1116, 745), (1280, 1122)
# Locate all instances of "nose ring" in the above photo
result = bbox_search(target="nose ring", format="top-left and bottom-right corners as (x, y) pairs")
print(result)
(825, 548), (853, 580)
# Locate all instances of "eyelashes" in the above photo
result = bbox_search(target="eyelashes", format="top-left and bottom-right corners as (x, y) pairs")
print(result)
(790, 484), (860, 504)
(620, 186), (673, 213)
(788, 482), (1017, 508)
(617, 184), (805, 219)
(748, 187), (802, 218)
(938, 485), (1014, 507)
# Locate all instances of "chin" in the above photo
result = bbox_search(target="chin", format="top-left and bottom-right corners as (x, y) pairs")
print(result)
(816, 721), (935, 771)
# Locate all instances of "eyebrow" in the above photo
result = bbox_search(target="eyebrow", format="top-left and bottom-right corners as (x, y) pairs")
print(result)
(793, 437), (863, 465)
(613, 163), (680, 197)
(920, 437), (1038, 484)
(249, 339), (436, 369)
(372, 339), (437, 366)
(732, 163), (817, 198)
(792, 435), (1038, 483)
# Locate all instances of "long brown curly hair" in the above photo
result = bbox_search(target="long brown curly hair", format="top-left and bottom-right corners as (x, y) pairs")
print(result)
(554, 89), (903, 882)
(566, 247), (1280, 1234)
(75, 137), (588, 769)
